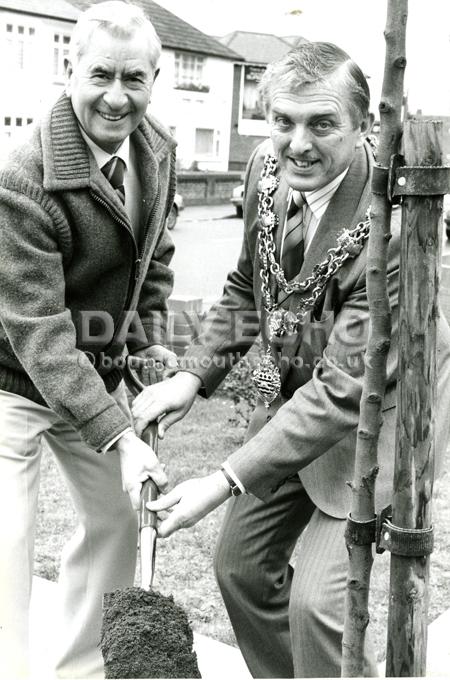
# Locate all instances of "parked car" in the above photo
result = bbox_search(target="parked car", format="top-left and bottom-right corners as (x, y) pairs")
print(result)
(231, 184), (244, 218)
(167, 193), (184, 230)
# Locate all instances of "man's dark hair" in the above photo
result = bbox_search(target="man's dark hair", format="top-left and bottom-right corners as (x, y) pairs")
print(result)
(259, 41), (370, 127)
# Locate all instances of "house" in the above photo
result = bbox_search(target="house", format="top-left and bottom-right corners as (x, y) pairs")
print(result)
(0, 0), (242, 172)
(219, 30), (305, 171)
(0, 0), (79, 158)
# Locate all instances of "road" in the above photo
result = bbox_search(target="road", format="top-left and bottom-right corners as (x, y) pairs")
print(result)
(170, 204), (244, 309)
(170, 202), (450, 310)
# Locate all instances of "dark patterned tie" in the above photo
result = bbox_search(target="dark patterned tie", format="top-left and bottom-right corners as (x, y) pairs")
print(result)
(281, 193), (305, 281)
(101, 156), (126, 205)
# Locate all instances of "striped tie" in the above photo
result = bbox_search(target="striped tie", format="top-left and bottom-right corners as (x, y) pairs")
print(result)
(281, 192), (306, 281)
(101, 156), (126, 205)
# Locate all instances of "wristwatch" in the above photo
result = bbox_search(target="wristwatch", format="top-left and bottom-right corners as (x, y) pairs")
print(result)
(220, 466), (242, 496)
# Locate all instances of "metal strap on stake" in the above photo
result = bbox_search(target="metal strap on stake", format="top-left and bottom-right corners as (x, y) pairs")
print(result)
(345, 505), (434, 557)
(378, 519), (434, 557)
(394, 166), (450, 196)
(371, 155), (450, 203)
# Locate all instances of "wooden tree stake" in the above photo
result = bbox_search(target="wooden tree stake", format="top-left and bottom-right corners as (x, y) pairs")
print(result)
(385, 119), (444, 677)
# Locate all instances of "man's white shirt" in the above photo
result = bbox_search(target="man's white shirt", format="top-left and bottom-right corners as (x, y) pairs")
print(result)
(281, 167), (349, 258)
(79, 128), (142, 238)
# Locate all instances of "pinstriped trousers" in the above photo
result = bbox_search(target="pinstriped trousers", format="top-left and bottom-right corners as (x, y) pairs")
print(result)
(214, 475), (378, 678)
(0, 385), (138, 680)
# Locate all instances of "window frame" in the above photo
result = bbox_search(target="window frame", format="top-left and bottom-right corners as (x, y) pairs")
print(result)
(174, 51), (209, 93)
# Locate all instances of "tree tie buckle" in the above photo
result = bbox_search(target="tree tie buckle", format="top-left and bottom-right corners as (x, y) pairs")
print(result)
(345, 506), (434, 557)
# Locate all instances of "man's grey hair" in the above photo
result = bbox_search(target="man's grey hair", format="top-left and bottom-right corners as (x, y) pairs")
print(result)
(259, 41), (370, 128)
(69, 1), (161, 70)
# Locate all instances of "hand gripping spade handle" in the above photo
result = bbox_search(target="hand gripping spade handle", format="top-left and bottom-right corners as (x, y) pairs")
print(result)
(124, 355), (159, 591)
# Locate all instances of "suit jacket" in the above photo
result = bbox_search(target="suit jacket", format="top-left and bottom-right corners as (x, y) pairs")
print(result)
(186, 140), (450, 518)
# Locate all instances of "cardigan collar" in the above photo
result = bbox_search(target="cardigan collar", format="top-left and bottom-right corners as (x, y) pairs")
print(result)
(41, 94), (176, 192)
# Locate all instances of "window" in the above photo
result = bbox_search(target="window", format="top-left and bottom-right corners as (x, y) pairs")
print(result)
(53, 32), (71, 79)
(174, 52), (209, 92)
(4, 22), (36, 70)
(195, 128), (220, 157)
(238, 64), (270, 137)
(2, 115), (33, 139)
(241, 65), (266, 121)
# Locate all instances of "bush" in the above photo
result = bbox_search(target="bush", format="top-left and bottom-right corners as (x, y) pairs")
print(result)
(217, 341), (261, 426)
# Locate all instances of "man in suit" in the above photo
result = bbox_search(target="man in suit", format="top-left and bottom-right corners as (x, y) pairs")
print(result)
(132, 42), (450, 677)
(0, 2), (177, 677)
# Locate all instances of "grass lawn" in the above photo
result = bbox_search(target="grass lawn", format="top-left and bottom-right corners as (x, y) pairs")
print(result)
(35, 395), (450, 662)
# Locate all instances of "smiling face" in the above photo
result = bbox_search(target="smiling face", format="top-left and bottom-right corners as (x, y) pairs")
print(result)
(66, 27), (155, 153)
(269, 74), (371, 192)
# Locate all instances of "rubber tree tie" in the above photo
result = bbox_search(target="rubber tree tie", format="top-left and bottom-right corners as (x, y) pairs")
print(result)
(371, 154), (404, 204)
(371, 165), (390, 195)
(345, 513), (377, 546)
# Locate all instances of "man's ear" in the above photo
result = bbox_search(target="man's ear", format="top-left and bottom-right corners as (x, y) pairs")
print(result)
(65, 59), (73, 97)
(355, 112), (375, 148)
(361, 112), (375, 136)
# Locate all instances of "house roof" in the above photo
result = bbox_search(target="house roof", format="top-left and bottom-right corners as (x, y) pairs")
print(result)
(69, 0), (241, 61)
(219, 31), (295, 65)
(0, 0), (79, 21)
(282, 35), (309, 47)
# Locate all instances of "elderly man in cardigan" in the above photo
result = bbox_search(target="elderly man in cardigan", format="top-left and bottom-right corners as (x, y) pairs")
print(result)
(0, 2), (177, 677)
(132, 42), (450, 677)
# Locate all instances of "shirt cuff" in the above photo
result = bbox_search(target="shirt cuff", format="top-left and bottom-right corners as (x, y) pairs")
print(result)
(222, 460), (247, 495)
(101, 427), (133, 454)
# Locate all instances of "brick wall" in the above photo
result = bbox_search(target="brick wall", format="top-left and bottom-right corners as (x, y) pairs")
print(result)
(177, 172), (243, 206)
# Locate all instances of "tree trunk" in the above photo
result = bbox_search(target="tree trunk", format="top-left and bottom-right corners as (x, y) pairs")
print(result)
(341, 1), (408, 676)
(385, 119), (443, 677)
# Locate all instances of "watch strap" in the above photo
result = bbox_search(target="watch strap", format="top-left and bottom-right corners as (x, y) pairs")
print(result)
(220, 466), (242, 496)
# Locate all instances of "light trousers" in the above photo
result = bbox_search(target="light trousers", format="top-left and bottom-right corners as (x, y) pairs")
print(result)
(0, 386), (138, 679)
(214, 475), (379, 678)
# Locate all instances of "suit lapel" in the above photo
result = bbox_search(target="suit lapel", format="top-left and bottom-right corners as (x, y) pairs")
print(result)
(273, 176), (291, 259)
(267, 174), (291, 300)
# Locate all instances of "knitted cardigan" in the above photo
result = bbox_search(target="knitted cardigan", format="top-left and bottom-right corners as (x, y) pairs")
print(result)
(0, 94), (177, 450)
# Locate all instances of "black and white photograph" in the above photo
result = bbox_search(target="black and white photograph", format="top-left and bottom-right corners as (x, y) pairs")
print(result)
(0, 1), (449, 678)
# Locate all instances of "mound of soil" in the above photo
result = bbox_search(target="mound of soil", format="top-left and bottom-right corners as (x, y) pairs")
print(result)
(101, 587), (201, 678)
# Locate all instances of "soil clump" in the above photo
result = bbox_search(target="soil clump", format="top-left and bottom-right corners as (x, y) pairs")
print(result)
(101, 587), (201, 678)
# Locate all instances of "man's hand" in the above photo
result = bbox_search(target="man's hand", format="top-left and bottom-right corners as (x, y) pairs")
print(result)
(116, 430), (168, 510)
(132, 371), (201, 439)
(147, 471), (231, 538)
(132, 345), (178, 384)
